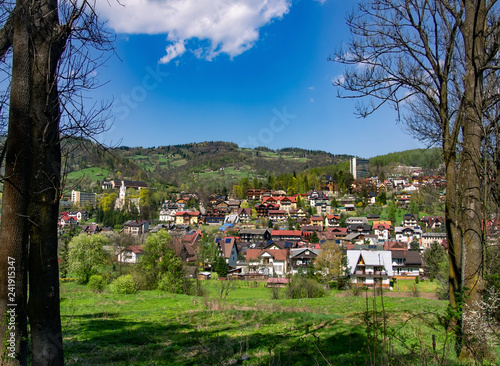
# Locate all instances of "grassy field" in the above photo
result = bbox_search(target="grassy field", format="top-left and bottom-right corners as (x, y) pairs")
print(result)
(58, 279), (497, 365)
(66, 167), (111, 182)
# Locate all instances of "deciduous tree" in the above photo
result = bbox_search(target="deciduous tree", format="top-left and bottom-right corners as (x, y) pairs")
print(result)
(0, 1), (112, 363)
(333, 0), (500, 357)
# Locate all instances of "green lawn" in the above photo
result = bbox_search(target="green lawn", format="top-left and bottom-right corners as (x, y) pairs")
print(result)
(58, 279), (494, 365)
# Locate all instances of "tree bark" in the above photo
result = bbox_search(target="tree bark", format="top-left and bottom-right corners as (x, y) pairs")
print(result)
(26, 1), (64, 364)
(0, 1), (32, 364)
(459, 0), (487, 358)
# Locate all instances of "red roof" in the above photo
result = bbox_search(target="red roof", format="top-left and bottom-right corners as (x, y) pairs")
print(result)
(176, 211), (200, 216)
(271, 230), (302, 237)
(125, 245), (143, 254)
(246, 248), (288, 261)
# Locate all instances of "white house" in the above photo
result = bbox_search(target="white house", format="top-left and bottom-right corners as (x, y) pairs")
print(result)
(246, 248), (289, 277)
(346, 250), (393, 288)
(395, 226), (422, 244)
(117, 245), (143, 264)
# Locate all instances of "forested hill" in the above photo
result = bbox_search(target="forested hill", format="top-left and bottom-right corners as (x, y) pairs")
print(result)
(369, 147), (444, 170)
(63, 140), (352, 194)
(63, 140), (444, 196)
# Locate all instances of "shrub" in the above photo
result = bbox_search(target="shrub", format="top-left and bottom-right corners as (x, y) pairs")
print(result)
(157, 272), (184, 294)
(287, 276), (325, 299)
(87, 275), (106, 293)
(111, 275), (137, 294)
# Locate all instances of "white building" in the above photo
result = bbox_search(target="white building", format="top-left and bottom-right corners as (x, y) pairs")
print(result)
(346, 250), (393, 288)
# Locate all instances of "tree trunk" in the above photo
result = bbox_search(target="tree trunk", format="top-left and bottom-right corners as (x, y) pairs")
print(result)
(0, 1), (32, 364)
(459, 0), (487, 358)
(26, 1), (64, 364)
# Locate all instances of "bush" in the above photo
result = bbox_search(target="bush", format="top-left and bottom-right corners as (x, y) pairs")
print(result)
(87, 275), (106, 293)
(287, 277), (325, 299)
(157, 272), (184, 294)
(111, 275), (137, 294)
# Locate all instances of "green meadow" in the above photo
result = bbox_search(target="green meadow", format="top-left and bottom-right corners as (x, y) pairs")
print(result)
(58, 279), (498, 365)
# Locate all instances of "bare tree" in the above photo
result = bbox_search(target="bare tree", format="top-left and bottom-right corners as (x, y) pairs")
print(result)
(0, 1), (112, 364)
(332, 0), (500, 358)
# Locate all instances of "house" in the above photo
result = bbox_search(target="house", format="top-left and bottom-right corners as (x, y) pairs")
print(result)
(175, 211), (200, 226)
(80, 224), (101, 234)
(384, 241), (408, 251)
(372, 222), (392, 240)
(170, 231), (201, 263)
(395, 226), (422, 244)
(328, 227), (348, 239)
(289, 207), (308, 219)
(237, 208), (252, 222)
(278, 196), (297, 212)
(325, 214), (341, 228)
(60, 215), (78, 228)
(246, 248), (289, 277)
(391, 251), (422, 279)
(421, 232), (447, 250)
(268, 210), (287, 222)
(347, 223), (372, 235)
(271, 230), (302, 242)
(247, 188), (263, 200)
(117, 245), (143, 263)
(255, 203), (279, 217)
(227, 200), (241, 214)
(159, 209), (177, 222)
(346, 217), (369, 225)
(420, 216), (444, 231)
(239, 229), (271, 243)
(346, 250), (393, 288)
(402, 214), (419, 227)
(202, 209), (225, 225)
(310, 215), (324, 229)
(290, 248), (321, 274)
(216, 237), (239, 267)
(123, 220), (149, 236)
(66, 210), (88, 222)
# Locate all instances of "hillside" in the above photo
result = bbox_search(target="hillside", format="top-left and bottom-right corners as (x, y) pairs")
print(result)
(62, 140), (444, 198)
(62, 140), (352, 195)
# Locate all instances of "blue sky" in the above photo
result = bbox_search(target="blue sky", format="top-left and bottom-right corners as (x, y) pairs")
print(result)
(93, 0), (424, 158)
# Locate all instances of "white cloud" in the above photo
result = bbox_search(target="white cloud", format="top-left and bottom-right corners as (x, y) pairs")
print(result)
(308, 86), (315, 90)
(97, 0), (291, 63)
(159, 41), (186, 64)
(313, 0), (327, 4)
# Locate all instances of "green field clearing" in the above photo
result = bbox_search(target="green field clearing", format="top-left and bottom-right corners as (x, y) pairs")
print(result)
(58, 280), (496, 365)
(170, 159), (188, 167)
(66, 168), (111, 182)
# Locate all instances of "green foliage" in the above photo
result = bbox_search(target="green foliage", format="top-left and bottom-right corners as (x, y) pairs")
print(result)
(214, 256), (228, 278)
(58, 226), (80, 278)
(158, 271), (184, 294)
(409, 241), (420, 251)
(111, 275), (137, 294)
(138, 230), (172, 288)
(310, 231), (319, 244)
(99, 192), (117, 212)
(370, 147), (443, 170)
(88, 275), (106, 293)
(286, 276), (326, 299)
(68, 234), (111, 284)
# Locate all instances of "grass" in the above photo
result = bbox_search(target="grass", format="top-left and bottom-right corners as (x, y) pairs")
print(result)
(66, 167), (110, 182)
(58, 279), (497, 365)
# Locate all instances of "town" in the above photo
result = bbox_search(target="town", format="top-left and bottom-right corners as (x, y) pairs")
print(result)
(58, 156), (458, 293)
